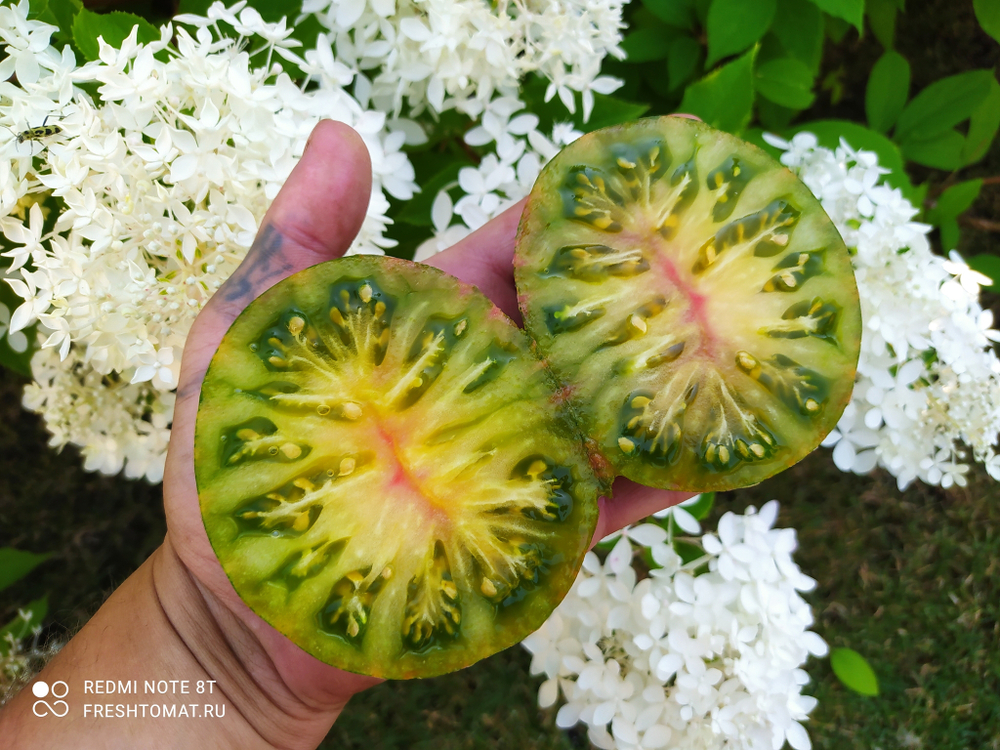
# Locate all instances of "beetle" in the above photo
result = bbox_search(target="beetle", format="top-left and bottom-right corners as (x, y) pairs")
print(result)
(4, 115), (63, 152)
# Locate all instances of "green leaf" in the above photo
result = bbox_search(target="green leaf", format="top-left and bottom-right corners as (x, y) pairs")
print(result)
(894, 70), (995, 143)
(705, 0), (776, 67)
(26, 0), (51, 20)
(825, 14), (851, 43)
(250, 0), (303, 23)
(177, 0), (213, 15)
(937, 221), (961, 253)
(866, 0), (897, 48)
(930, 180), (984, 224)
(673, 540), (706, 565)
(667, 35), (704, 91)
(755, 57), (816, 109)
(30, 0), (83, 50)
(679, 45), (757, 133)
(808, 0), (865, 31)
(0, 278), (36, 377)
(900, 129), (966, 170)
(906, 181), (929, 220)
(72, 8), (161, 63)
(962, 77), (1000, 165)
(586, 94), (650, 131)
(639, 60), (676, 99)
(0, 549), (52, 593)
(830, 647), (880, 696)
(974, 0), (1000, 44)
(967, 254), (1000, 291)
(865, 50), (910, 133)
(0, 597), (48, 656)
(694, 0), (713, 25)
(927, 179), (983, 251)
(621, 25), (677, 63)
(770, 0), (825, 72)
(642, 0), (697, 28)
(757, 97), (797, 130)
(396, 162), (462, 227)
(683, 492), (716, 521)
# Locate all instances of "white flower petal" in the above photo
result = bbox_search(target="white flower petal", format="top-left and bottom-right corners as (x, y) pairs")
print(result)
(786, 721), (812, 750)
(538, 677), (558, 708)
(672, 507), (701, 535)
(627, 523), (667, 547)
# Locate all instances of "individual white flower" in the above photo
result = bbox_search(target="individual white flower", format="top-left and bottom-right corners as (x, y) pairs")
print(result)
(130, 346), (177, 390)
(413, 188), (470, 261)
(568, 58), (622, 122)
(453, 154), (515, 229)
(942, 250), (994, 296)
(0, 0), (56, 87)
(0, 201), (44, 271)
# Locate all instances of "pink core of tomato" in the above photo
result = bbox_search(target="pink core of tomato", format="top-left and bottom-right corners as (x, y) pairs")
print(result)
(635, 229), (720, 358)
(372, 419), (452, 527)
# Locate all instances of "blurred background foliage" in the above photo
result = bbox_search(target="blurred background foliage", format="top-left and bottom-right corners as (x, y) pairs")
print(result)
(1, 0), (999, 746)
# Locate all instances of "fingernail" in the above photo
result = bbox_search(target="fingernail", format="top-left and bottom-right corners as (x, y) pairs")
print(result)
(303, 121), (323, 154)
(302, 117), (327, 154)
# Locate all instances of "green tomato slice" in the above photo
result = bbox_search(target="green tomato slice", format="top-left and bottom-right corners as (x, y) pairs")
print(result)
(515, 117), (862, 491)
(195, 256), (600, 678)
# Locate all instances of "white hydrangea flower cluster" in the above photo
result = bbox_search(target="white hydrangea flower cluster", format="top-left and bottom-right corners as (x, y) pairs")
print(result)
(523, 500), (826, 750)
(0, 0), (415, 481)
(764, 132), (1000, 489)
(301, 0), (626, 118)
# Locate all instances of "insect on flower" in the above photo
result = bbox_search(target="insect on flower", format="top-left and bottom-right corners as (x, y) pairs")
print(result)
(4, 115), (63, 153)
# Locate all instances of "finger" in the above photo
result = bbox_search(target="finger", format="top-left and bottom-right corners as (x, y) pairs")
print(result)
(592, 478), (697, 545)
(424, 198), (526, 322)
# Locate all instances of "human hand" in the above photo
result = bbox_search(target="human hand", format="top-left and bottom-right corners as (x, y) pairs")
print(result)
(158, 119), (693, 745)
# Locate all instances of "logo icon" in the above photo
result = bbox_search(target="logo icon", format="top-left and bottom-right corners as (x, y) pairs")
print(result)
(31, 680), (69, 717)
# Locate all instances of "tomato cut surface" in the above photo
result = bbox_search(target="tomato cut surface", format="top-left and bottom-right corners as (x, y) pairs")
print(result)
(514, 117), (861, 491)
(195, 257), (600, 678)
